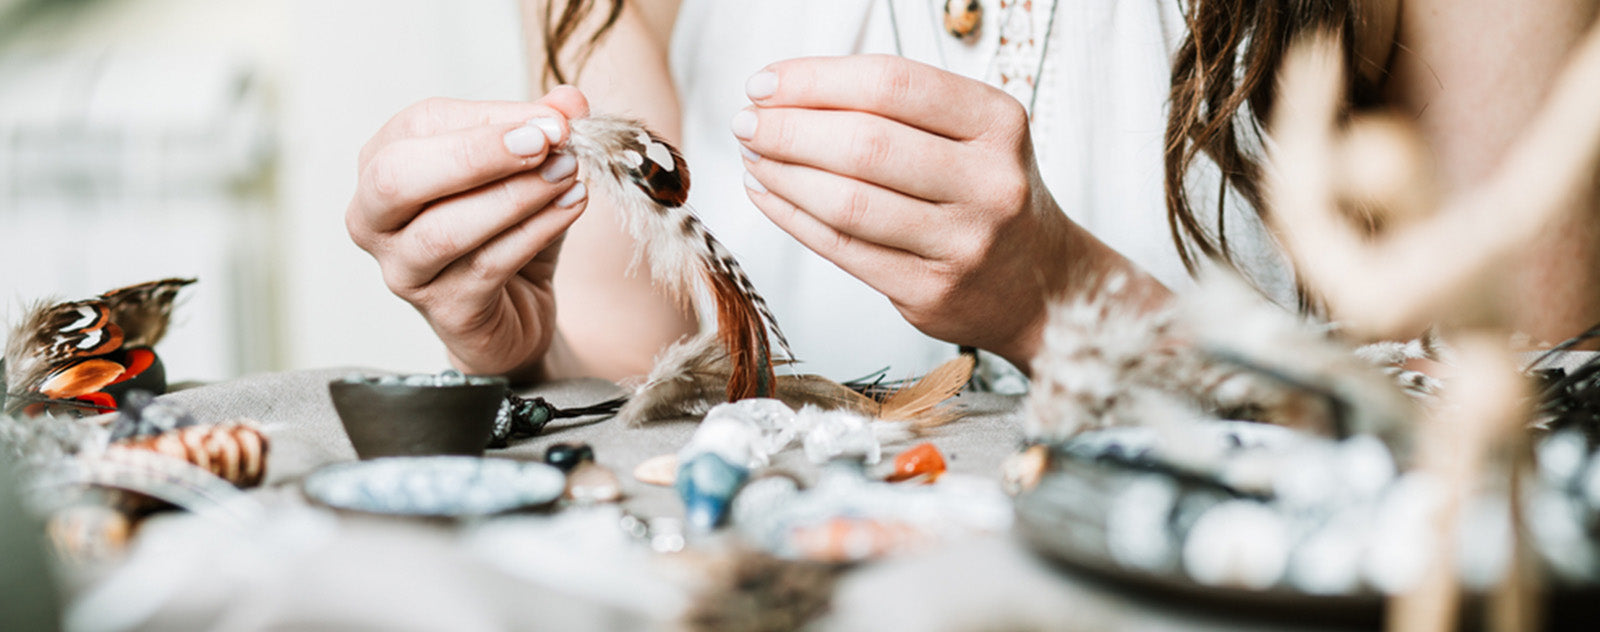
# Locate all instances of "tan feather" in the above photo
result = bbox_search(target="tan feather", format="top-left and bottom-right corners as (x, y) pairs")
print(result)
(618, 331), (970, 430)
(877, 354), (975, 428)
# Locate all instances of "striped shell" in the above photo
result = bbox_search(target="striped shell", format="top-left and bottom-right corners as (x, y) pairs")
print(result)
(107, 421), (269, 488)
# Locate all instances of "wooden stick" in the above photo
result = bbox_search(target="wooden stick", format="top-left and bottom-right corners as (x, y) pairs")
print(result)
(1384, 337), (1527, 632)
(1267, 20), (1600, 339)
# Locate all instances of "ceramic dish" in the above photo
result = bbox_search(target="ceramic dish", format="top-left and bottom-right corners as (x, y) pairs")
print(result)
(328, 372), (509, 460)
(303, 456), (564, 517)
(1014, 421), (1600, 626)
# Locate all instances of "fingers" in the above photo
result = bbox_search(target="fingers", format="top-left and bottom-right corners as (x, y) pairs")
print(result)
(741, 168), (927, 294)
(743, 153), (950, 255)
(359, 86), (591, 164)
(380, 166), (588, 291)
(353, 121), (567, 234)
(732, 106), (970, 202)
(427, 188), (588, 304)
(748, 55), (1023, 141)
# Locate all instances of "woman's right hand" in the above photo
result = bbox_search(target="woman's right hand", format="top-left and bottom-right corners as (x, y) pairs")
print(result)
(346, 86), (591, 379)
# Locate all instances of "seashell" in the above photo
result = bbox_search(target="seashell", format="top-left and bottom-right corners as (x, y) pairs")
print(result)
(1001, 444), (1048, 495)
(564, 461), (623, 504)
(108, 420), (269, 488)
(47, 504), (131, 562)
(633, 453), (679, 486)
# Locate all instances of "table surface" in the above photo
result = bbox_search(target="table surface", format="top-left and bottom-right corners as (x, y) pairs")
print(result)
(63, 368), (1372, 631)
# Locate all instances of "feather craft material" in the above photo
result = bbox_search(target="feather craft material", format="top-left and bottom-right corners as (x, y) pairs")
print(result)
(3, 278), (194, 415)
(618, 331), (973, 429)
(1026, 273), (1418, 457)
(0, 411), (110, 471)
(565, 116), (789, 402)
(872, 354), (975, 428)
(616, 332), (866, 424)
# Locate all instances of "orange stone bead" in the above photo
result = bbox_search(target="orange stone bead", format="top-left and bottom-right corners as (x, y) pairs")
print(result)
(885, 442), (947, 483)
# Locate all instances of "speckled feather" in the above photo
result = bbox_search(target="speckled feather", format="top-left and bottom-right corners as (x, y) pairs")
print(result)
(566, 115), (791, 402)
(1026, 273), (1417, 456)
(4, 278), (194, 413)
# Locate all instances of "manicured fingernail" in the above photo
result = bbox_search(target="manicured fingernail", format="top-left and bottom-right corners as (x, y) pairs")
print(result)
(528, 117), (564, 144)
(553, 182), (587, 207)
(739, 145), (760, 163)
(539, 153), (577, 182)
(743, 170), (766, 194)
(731, 108), (757, 140)
(504, 125), (548, 156)
(746, 71), (777, 100)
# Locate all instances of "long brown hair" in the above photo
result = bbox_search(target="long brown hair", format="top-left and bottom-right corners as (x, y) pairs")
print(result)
(538, 0), (624, 89)
(1164, 0), (1378, 282)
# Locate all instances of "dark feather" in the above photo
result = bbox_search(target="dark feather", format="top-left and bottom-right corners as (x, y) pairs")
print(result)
(4, 278), (194, 415)
(99, 278), (195, 348)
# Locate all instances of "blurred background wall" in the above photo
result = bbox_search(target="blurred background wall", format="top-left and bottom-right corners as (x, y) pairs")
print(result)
(0, 0), (531, 382)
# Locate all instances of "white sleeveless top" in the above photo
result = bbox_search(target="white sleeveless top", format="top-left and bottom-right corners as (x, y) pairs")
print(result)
(666, 0), (1291, 384)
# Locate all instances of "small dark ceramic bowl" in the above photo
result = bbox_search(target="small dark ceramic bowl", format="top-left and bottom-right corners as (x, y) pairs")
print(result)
(329, 373), (508, 460)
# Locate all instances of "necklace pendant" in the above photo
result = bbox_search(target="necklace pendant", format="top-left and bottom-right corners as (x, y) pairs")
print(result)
(943, 0), (983, 40)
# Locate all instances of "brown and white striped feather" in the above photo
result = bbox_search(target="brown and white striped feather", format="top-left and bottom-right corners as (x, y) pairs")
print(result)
(99, 277), (195, 349)
(567, 115), (791, 402)
(5, 299), (124, 399)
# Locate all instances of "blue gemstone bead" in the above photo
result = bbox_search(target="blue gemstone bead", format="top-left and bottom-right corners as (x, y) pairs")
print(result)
(675, 452), (750, 532)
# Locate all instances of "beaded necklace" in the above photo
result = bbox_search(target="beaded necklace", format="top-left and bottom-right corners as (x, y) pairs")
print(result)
(885, 0), (1062, 117)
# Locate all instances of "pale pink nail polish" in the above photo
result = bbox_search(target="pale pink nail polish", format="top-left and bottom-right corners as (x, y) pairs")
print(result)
(746, 71), (778, 100)
(539, 153), (577, 182)
(743, 170), (766, 194)
(553, 182), (587, 207)
(731, 109), (757, 141)
(504, 126), (548, 157)
(527, 117), (564, 144)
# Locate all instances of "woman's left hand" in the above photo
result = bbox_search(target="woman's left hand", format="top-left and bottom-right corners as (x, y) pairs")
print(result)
(735, 54), (1161, 371)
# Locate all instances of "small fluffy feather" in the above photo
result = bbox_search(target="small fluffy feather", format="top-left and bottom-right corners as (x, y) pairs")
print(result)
(0, 411), (110, 471)
(617, 331), (877, 425)
(618, 333), (973, 429)
(1026, 273), (1418, 456)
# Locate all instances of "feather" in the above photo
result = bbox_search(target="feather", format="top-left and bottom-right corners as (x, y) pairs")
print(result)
(1025, 272), (1418, 456)
(3, 278), (194, 415)
(0, 410), (110, 471)
(617, 331), (878, 425)
(618, 332), (968, 429)
(98, 278), (195, 348)
(876, 354), (974, 428)
(39, 359), (126, 400)
(5, 300), (122, 404)
(566, 116), (789, 402)
(617, 331), (728, 424)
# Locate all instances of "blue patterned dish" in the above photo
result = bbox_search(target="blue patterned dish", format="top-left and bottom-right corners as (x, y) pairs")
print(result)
(303, 456), (564, 516)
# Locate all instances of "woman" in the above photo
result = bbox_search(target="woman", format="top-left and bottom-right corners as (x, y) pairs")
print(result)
(345, 0), (1600, 385)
